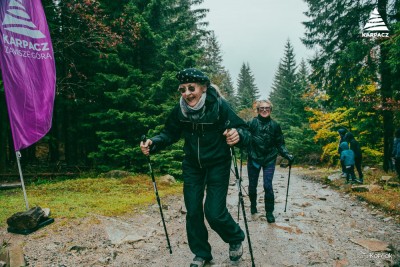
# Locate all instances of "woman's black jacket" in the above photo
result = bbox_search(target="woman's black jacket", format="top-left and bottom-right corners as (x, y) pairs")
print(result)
(247, 115), (290, 166)
(150, 88), (250, 168)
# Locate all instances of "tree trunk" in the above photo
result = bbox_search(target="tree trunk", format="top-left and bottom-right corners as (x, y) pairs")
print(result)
(64, 100), (77, 166)
(49, 97), (60, 164)
(378, 0), (393, 172)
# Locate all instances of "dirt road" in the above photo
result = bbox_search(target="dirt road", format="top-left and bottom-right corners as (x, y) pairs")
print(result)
(1, 166), (399, 266)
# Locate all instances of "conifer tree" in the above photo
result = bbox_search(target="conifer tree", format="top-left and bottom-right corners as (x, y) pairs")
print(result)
(198, 32), (237, 108)
(269, 40), (300, 130)
(236, 63), (260, 110)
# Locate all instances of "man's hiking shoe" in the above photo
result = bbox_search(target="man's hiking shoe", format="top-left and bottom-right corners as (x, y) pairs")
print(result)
(250, 205), (258, 214)
(190, 256), (207, 267)
(266, 212), (275, 223)
(229, 242), (243, 261)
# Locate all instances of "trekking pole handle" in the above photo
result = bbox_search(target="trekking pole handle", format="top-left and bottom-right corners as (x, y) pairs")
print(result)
(141, 135), (151, 157)
(141, 135), (147, 145)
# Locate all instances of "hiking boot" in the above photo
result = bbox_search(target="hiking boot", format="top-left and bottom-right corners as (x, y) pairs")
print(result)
(251, 205), (258, 215)
(229, 242), (243, 261)
(249, 193), (258, 214)
(190, 256), (207, 267)
(266, 212), (275, 223)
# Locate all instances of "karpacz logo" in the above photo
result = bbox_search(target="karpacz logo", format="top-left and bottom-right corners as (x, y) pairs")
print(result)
(3, 34), (49, 51)
(2, 0), (46, 39)
(362, 8), (390, 38)
(1, 0), (52, 60)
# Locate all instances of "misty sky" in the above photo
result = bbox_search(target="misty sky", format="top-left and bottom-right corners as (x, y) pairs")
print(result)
(199, 0), (314, 99)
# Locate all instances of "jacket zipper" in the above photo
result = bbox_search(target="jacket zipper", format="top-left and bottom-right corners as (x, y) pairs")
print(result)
(197, 136), (202, 168)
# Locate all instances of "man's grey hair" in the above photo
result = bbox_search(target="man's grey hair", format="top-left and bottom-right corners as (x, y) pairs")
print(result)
(256, 100), (273, 109)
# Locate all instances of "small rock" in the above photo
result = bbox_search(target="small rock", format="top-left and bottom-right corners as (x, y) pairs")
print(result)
(350, 238), (391, 252)
(69, 245), (87, 252)
(387, 182), (400, 188)
(383, 217), (393, 222)
(159, 175), (176, 184)
(351, 185), (369, 192)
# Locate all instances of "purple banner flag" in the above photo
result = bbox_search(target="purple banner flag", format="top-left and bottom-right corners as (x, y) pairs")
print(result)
(0, 0), (56, 151)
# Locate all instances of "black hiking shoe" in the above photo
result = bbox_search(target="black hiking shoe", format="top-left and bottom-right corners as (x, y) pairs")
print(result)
(266, 212), (275, 223)
(229, 242), (243, 261)
(249, 194), (258, 214)
(190, 256), (207, 267)
(251, 205), (258, 214)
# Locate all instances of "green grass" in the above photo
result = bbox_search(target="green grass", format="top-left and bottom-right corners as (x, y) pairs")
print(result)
(0, 174), (183, 227)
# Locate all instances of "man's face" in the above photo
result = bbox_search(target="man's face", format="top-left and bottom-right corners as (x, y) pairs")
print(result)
(258, 103), (271, 118)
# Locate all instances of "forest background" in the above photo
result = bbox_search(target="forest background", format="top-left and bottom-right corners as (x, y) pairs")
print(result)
(0, 0), (399, 179)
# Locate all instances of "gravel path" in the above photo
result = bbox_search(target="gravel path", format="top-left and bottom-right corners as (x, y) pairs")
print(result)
(1, 166), (399, 266)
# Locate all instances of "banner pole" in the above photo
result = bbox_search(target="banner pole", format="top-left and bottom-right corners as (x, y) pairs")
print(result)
(15, 151), (29, 210)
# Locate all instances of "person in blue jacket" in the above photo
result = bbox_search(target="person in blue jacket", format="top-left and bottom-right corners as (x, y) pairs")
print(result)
(340, 142), (356, 184)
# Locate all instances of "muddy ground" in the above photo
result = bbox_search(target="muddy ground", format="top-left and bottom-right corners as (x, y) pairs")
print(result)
(1, 166), (400, 267)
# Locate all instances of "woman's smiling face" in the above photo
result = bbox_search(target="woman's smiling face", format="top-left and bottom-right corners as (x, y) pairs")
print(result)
(178, 83), (207, 107)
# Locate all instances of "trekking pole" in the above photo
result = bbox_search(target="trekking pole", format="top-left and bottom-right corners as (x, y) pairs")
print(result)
(225, 122), (256, 267)
(237, 148), (243, 221)
(141, 135), (172, 254)
(284, 162), (292, 212)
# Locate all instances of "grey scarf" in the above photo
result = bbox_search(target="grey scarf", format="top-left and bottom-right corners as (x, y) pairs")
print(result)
(180, 93), (207, 121)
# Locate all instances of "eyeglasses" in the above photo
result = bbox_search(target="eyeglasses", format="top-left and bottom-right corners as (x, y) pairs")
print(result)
(178, 85), (196, 94)
(258, 107), (271, 111)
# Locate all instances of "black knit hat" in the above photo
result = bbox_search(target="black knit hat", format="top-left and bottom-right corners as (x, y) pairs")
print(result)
(176, 68), (210, 85)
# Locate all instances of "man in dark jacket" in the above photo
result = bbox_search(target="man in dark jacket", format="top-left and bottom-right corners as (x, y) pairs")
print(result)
(392, 129), (400, 180)
(140, 68), (250, 267)
(247, 100), (293, 223)
(337, 128), (348, 177)
(344, 132), (363, 183)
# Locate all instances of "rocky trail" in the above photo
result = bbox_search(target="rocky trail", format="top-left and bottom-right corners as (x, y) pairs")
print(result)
(1, 166), (399, 266)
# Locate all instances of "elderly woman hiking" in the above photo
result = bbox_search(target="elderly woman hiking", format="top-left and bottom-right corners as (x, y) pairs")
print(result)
(246, 100), (294, 223)
(140, 68), (250, 267)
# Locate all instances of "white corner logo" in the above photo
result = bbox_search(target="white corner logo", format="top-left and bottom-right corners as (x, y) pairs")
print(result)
(362, 8), (389, 38)
(2, 0), (46, 39)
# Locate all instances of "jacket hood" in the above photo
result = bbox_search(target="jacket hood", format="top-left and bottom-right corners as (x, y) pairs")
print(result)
(345, 132), (354, 142)
(338, 128), (347, 137)
(340, 141), (349, 151)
